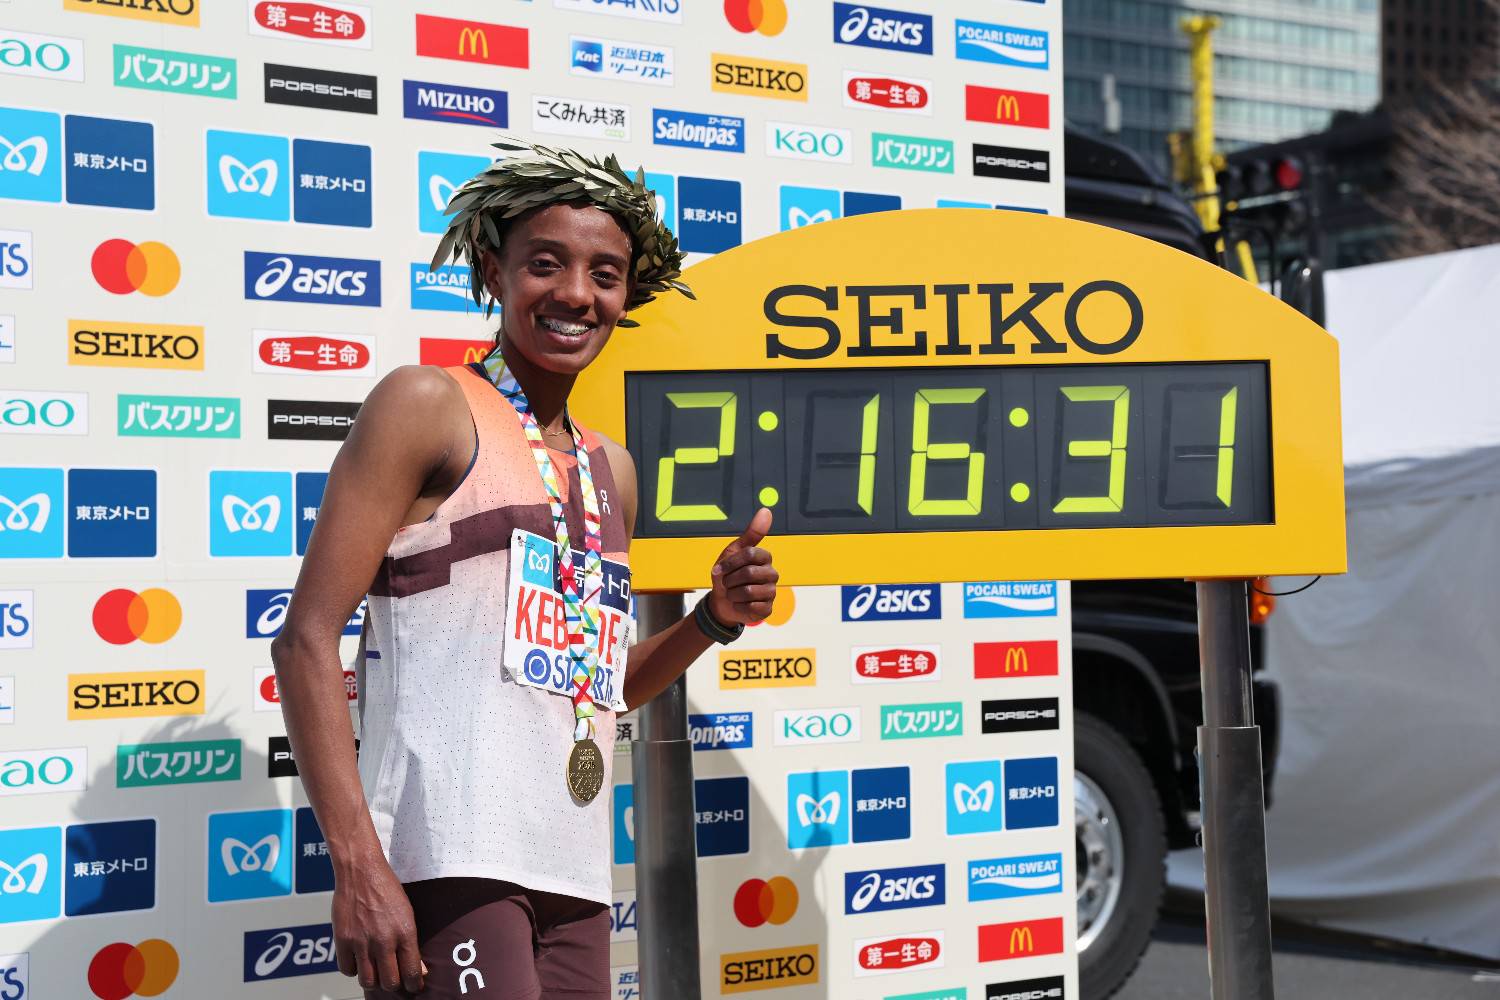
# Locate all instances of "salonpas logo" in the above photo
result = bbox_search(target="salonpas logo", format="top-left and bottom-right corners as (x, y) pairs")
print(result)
(719, 648), (815, 689)
(774, 707), (860, 746)
(69, 670), (206, 720)
(765, 121), (851, 163)
(720, 944), (819, 994)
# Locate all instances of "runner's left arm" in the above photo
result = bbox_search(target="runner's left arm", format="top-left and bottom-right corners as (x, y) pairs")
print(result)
(598, 438), (778, 712)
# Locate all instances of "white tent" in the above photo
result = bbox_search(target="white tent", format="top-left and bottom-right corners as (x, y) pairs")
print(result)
(1170, 242), (1500, 958)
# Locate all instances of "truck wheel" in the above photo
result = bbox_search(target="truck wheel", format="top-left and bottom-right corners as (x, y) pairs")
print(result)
(1076, 712), (1166, 999)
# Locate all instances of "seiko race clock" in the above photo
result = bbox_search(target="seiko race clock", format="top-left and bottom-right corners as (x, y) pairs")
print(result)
(574, 209), (1345, 589)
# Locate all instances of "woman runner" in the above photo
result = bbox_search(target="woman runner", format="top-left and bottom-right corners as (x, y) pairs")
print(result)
(271, 139), (778, 999)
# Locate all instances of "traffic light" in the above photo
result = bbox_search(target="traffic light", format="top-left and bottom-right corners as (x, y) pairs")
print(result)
(1216, 155), (1304, 207)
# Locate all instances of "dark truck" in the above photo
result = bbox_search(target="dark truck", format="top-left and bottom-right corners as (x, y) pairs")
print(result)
(1063, 131), (1280, 999)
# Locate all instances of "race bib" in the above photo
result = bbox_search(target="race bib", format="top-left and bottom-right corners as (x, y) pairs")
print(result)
(504, 529), (632, 712)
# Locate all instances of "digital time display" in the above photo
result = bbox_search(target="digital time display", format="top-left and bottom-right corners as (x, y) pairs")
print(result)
(627, 363), (1271, 538)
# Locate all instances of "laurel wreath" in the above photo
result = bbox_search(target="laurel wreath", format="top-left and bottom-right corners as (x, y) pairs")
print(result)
(429, 137), (692, 327)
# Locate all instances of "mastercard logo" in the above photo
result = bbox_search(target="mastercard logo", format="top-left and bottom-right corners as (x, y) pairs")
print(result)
(91, 238), (181, 297)
(724, 0), (786, 36)
(88, 939), (179, 1000)
(748, 586), (795, 627)
(733, 876), (798, 927)
(92, 588), (182, 645)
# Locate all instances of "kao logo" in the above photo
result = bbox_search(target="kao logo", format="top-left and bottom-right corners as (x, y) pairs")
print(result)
(0, 748), (87, 797)
(733, 876), (798, 927)
(0, 391), (86, 436)
(975, 640), (1059, 678)
(90, 239), (179, 297)
(92, 588), (181, 645)
(0, 30), (85, 83)
(774, 706), (859, 747)
(724, 0), (786, 36)
(766, 122), (851, 164)
(87, 939), (178, 999)
(978, 917), (1065, 962)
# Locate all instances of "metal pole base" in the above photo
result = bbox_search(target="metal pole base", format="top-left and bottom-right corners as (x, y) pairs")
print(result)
(1197, 725), (1275, 1000)
(635, 733), (702, 999)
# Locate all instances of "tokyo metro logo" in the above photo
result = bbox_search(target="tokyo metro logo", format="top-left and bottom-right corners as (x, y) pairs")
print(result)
(725, 0), (786, 36)
(92, 588), (181, 645)
(90, 239), (180, 297)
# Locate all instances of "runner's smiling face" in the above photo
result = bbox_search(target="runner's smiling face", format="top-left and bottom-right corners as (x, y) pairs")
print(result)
(482, 203), (635, 378)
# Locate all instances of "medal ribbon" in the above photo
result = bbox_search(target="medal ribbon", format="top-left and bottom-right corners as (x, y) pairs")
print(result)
(482, 346), (604, 742)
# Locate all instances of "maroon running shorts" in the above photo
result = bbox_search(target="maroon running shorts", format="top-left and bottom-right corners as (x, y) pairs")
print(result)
(365, 877), (611, 1000)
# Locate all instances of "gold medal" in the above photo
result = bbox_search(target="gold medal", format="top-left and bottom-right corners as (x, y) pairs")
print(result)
(567, 738), (605, 803)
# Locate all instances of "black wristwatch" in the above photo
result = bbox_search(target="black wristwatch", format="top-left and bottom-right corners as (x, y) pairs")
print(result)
(694, 595), (745, 644)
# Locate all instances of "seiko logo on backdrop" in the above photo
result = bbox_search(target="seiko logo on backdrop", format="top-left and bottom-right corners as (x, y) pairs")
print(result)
(266, 400), (360, 441)
(764, 283), (1143, 359)
(263, 64), (377, 114)
(720, 649), (816, 688)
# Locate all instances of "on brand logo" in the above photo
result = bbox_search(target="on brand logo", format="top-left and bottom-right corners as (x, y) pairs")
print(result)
(453, 939), (485, 994)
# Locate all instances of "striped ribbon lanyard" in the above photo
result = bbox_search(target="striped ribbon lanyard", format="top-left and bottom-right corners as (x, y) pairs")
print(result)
(482, 346), (604, 743)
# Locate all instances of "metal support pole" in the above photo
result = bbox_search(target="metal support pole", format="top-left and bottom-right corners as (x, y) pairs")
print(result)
(632, 592), (701, 1000)
(1195, 580), (1275, 1000)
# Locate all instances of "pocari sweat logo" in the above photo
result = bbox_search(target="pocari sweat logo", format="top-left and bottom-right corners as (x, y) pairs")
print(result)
(410, 263), (474, 313)
(963, 581), (1057, 618)
(955, 20), (1050, 70)
(244, 252), (380, 306)
(243, 922), (337, 982)
(834, 3), (933, 54)
(967, 852), (1063, 901)
(841, 583), (940, 621)
(844, 863), (945, 915)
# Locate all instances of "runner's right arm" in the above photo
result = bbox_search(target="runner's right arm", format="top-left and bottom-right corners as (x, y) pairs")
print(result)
(270, 364), (470, 995)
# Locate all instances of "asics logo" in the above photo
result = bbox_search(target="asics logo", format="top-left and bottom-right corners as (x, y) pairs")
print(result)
(253, 256), (295, 297)
(218, 155), (278, 197)
(0, 493), (51, 533)
(1, 134), (48, 175)
(0, 852), (48, 895)
(256, 592), (291, 636)
(952, 780), (994, 815)
(254, 931), (294, 977)
(222, 494), (280, 533)
(796, 791), (840, 826)
(221, 834), (280, 876)
(788, 207), (832, 228)
(429, 173), (458, 213)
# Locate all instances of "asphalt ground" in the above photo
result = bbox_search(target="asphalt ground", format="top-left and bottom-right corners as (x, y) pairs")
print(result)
(1116, 894), (1500, 1000)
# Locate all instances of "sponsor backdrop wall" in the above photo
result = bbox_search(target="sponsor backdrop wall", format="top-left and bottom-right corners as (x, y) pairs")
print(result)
(0, 0), (1065, 998)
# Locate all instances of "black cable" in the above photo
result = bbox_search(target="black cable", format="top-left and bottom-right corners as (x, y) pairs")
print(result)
(1252, 576), (1322, 597)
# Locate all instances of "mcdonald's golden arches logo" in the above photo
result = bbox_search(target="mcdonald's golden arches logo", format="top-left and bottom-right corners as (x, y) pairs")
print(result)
(974, 640), (1058, 679)
(414, 13), (528, 68)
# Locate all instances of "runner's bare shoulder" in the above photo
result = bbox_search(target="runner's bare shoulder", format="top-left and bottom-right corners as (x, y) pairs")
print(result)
(346, 364), (473, 485)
